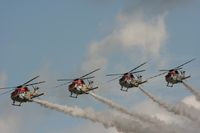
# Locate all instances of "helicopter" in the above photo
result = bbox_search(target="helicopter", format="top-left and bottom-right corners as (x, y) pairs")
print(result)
(0, 76), (45, 106)
(150, 59), (195, 87)
(57, 68), (100, 98)
(106, 62), (147, 91)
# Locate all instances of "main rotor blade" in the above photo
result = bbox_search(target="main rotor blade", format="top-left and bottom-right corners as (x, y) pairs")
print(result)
(67, 76), (95, 83)
(25, 81), (45, 86)
(129, 62), (147, 73)
(0, 89), (15, 96)
(159, 67), (183, 72)
(106, 70), (145, 77)
(54, 83), (68, 88)
(81, 76), (95, 80)
(57, 69), (100, 82)
(22, 75), (40, 86)
(107, 75), (122, 82)
(176, 58), (195, 69)
(131, 69), (146, 74)
(57, 79), (74, 81)
(106, 74), (123, 76)
(58, 76), (95, 82)
(146, 72), (167, 80)
(80, 68), (100, 78)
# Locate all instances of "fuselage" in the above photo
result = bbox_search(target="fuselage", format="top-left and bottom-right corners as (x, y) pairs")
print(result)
(165, 69), (189, 86)
(11, 87), (30, 102)
(119, 73), (143, 88)
(68, 79), (91, 94)
(11, 87), (43, 103)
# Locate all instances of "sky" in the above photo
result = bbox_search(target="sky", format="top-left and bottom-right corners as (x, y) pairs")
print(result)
(0, 0), (200, 133)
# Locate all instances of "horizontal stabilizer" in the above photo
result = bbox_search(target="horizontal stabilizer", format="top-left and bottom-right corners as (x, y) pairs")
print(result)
(182, 75), (191, 80)
(31, 93), (44, 99)
(140, 80), (147, 85)
(91, 87), (98, 91)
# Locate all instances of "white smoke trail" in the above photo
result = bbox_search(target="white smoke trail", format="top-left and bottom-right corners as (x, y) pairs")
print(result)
(138, 87), (200, 123)
(33, 99), (116, 130)
(89, 92), (163, 125)
(33, 99), (182, 133)
(182, 82), (200, 102)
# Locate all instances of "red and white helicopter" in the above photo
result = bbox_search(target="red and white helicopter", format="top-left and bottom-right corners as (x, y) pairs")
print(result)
(151, 59), (195, 87)
(57, 68), (100, 98)
(106, 62), (147, 91)
(0, 76), (45, 106)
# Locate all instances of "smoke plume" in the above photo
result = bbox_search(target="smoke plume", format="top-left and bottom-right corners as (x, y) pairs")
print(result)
(138, 87), (200, 123)
(89, 92), (164, 125)
(182, 82), (200, 102)
(33, 99), (183, 133)
(33, 99), (129, 132)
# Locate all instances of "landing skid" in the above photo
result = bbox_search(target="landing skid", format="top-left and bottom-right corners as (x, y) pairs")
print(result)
(70, 95), (78, 98)
(167, 82), (173, 87)
(12, 104), (21, 106)
(120, 89), (128, 92)
(70, 92), (78, 98)
(12, 101), (21, 106)
(120, 87), (128, 92)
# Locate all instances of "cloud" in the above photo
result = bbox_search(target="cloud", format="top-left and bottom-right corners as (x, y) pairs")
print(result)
(116, 13), (167, 53)
(81, 0), (198, 72)
(82, 12), (167, 71)
(182, 95), (200, 109)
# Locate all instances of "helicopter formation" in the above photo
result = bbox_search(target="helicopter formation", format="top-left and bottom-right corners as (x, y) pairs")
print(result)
(0, 58), (195, 106)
